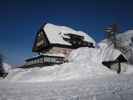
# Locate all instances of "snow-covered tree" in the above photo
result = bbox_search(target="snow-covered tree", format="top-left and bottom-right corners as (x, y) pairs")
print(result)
(0, 54), (4, 77)
(104, 25), (133, 65)
(114, 31), (133, 65)
(129, 37), (133, 64)
(0, 54), (8, 78)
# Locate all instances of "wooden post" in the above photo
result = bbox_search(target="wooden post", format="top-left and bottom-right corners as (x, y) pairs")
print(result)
(112, 24), (118, 48)
(117, 62), (121, 74)
(104, 24), (118, 48)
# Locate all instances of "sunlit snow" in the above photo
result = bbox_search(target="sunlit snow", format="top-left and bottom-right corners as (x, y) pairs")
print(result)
(0, 27), (133, 100)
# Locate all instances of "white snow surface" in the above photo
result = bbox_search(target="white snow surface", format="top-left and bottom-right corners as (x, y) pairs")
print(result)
(41, 53), (65, 57)
(0, 37), (133, 100)
(43, 23), (96, 46)
(98, 40), (128, 61)
(0, 47), (133, 100)
(0, 66), (133, 100)
(118, 30), (133, 46)
(4, 44), (127, 83)
(3, 63), (12, 73)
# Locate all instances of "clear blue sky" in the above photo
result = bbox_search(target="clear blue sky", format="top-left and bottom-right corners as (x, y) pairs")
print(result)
(0, 0), (133, 66)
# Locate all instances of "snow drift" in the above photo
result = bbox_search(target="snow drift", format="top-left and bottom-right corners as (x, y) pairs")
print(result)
(3, 63), (11, 73)
(5, 44), (127, 82)
(0, 27), (133, 100)
(3, 30), (132, 83)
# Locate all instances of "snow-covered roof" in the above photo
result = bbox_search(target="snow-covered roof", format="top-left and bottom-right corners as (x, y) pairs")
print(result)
(43, 23), (96, 46)
(41, 53), (65, 57)
(98, 39), (128, 62)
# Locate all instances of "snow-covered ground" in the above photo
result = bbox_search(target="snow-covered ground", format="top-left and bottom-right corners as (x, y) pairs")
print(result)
(0, 71), (133, 100)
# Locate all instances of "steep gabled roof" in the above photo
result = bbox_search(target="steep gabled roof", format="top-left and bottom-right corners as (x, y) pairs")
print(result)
(42, 23), (96, 46)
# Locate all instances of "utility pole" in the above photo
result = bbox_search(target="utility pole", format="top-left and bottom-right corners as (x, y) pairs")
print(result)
(104, 24), (118, 48)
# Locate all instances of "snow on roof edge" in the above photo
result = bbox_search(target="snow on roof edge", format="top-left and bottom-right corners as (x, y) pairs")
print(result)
(42, 23), (96, 46)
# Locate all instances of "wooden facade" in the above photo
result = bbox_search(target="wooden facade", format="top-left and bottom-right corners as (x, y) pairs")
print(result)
(32, 29), (50, 53)
(48, 47), (72, 58)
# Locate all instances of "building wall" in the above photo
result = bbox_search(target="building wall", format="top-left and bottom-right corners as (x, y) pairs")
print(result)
(48, 47), (73, 58)
(110, 62), (127, 73)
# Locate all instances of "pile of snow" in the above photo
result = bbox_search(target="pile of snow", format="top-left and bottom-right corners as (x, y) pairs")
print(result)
(3, 63), (12, 73)
(70, 39), (127, 64)
(5, 46), (122, 82)
(3, 30), (133, 83)
(43, 23), (96, 46)
(5, 63), (115, 83)
(98, 40), (127, 62)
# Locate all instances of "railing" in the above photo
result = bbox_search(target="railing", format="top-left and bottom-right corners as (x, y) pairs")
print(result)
(23, 55), (65, 68)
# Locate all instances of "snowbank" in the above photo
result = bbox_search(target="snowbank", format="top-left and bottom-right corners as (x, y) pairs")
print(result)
(3, 63), (12, 73)
(5, 47), (119, 82)
(3, 39), (132, 83)
(1, 29), (133, 100)
(5, 63), (114, 82)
